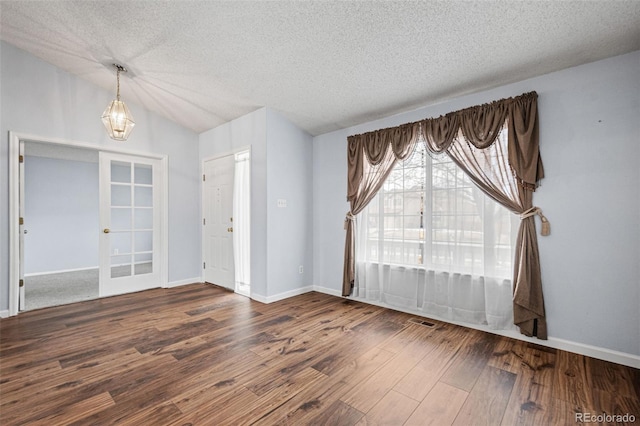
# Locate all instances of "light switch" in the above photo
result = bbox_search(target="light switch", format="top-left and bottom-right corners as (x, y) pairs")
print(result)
(277, 199), (287, 208)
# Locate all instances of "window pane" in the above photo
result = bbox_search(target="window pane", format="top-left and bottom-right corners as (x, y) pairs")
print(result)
(360, 137), (513, 275)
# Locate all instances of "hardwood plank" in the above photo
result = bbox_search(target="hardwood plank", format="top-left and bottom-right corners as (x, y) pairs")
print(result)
(405, 382), (469, 426)
(498, 343), (556, 424)
(440, 329), (499, 392)
(355, 390), (419, 425)
(253, 346), (396, 425)
(587, 356), (638, 399)
(486, 336), (532, 374)
(308, 400), (365, 425)
(28, 392), (115, 426)
(222, 367), (328, 425)
(116, 401), (184, 426)
(169, 386), (260, 426)
(453, 365), (517, 425)
(552, 350), (594, 411)
(394, 324), (469, 401)
(341, 324), (436, 412)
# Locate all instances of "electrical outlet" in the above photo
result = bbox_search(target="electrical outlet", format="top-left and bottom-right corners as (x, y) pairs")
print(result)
(277, 199), (287, 208)
(114, 248), (119, 255)
(299, 265), (304, 274)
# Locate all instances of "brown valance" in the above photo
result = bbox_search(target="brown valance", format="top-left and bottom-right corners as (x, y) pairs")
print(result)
(347, 92), (542, 202)
(344, 91), (549, 339)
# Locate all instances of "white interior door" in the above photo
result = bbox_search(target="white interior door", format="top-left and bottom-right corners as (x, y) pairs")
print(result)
(99, 152), (162, 297)
(203, 155), (235, 290)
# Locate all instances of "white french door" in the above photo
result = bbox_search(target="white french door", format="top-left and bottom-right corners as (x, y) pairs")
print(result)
(203, 155), (235, 290)
(99, 152), (162, 297)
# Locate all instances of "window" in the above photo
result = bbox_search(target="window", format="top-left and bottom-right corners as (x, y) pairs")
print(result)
(362, 136), (517, 280)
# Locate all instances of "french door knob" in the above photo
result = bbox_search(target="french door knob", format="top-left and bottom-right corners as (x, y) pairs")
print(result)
(103, 228), (110, 234)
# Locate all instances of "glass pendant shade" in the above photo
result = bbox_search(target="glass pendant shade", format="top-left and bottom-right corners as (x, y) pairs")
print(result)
(102, 64), (135, 141)
(102, 99), (135, 141)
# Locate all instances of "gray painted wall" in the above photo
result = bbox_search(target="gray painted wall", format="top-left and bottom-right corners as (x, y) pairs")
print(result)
(266, 108), (313, 296)
(312, 50), (640, 357)
(0, 41), (202, 311)
(24, 156), (98, 274)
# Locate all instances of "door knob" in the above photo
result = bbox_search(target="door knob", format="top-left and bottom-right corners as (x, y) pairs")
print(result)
(103, 228), (110, 234)
(227, 227), (233, 232)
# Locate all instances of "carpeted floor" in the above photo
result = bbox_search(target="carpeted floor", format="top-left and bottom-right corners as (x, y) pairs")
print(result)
(24, 263), (153, 311)
(25, 269), (99, 311)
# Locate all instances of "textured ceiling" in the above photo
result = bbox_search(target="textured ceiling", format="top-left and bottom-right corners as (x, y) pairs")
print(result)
(1, 1), (639, 136)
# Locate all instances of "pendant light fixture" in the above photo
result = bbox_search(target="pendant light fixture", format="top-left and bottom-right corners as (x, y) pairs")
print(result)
(102, 64), (135, 141)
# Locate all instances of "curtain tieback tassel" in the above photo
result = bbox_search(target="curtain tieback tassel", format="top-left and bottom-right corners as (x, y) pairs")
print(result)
(520, 207), (550, 236)
(344, 212), (355, 230)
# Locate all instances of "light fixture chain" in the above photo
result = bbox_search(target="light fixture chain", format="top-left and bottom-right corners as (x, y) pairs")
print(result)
(116, 68), (121, 101)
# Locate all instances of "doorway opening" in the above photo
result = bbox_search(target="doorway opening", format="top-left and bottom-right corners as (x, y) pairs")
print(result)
(23, 142), (99, 310)
(8, 132), (169, 316)
(202, 149), (251, 297)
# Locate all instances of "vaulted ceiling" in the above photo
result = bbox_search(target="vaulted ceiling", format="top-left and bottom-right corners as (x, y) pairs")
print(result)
(1, 1), (639, 136)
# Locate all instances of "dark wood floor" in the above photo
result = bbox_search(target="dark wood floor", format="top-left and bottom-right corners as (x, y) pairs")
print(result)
(1, 284), (638, 425)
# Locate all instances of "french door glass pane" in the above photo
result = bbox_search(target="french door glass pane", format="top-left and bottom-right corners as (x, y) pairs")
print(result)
(134, 186), (152, 207)
(135, 253), (152, 275)
(111, 161), (131, 183)
(111, 185), (131, 207)
(111, 208), (131, 229)
(134, 208), (153, 229)
(111, 232), (131, 255)
(134, 231), (153, 252)
(134, 164), (152, 184)
(111, 254), (132, 278)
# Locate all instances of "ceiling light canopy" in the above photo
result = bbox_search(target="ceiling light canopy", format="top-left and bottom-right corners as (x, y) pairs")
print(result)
(102, 64), (135, 141)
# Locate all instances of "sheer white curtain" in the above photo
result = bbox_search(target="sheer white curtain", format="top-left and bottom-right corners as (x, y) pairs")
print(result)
(354, 141), (518, 330)
(233, 151), (250, 296)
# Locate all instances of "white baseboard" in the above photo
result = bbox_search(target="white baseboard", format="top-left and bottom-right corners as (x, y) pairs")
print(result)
(251, 285), (314, 304)
(312, 285), (342, 297)
(25, 266), (99, 277)
(310, 284), (640, 369)
(546, 337), (640, 369)
(251, 293), (268, 303)
(166, 277), (202, 288)
(0, 310), (9, 318)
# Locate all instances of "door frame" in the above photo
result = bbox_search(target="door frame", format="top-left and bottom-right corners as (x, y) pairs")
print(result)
(201, 146), (251, 293)
(8, 131), (169, 316)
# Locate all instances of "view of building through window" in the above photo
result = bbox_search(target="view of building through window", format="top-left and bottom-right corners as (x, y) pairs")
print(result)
(363, 135), (516, 280)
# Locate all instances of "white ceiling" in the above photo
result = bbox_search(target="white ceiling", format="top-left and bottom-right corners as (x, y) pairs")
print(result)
(1, 1), (639, 136)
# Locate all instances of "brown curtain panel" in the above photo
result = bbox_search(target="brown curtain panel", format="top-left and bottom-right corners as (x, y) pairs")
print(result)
(344, 92), (550, 339)
(343, 124), (419, 296)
